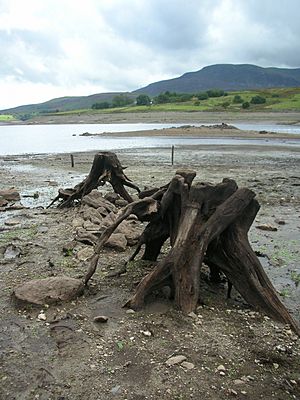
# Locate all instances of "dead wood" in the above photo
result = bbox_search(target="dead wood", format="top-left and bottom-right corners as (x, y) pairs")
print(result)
(122, 174), (300, 335)
(83, 197), (158, 285)
(48, 152), (140, 208)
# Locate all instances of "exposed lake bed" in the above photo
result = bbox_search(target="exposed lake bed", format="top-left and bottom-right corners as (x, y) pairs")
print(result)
(0, 117), (300, 399)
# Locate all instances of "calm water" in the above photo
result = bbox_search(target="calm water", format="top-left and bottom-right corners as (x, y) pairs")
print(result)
(1, 123), (300, 155)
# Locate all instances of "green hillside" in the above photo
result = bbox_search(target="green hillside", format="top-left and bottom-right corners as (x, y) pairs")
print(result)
(41, 88), (300, 117)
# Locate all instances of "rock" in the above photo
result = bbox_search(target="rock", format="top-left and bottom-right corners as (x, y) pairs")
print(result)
(275, 219), (286, 225)
(72, 217), (85, 228)
(104, 233), (127, 252)
(5, 218), (21, 226)
(165, 355), (187, 366)
(140, 330), (152, 337)
(111, 385), (121, 395)
(215, 365), (226, 373)
(37, 226), (49, 233)
(4, 244), (21, 259)
(37, 312), (47, 321)
(102, 212), (117, 227)
(233, 379), (245, 385)
(83, 220), (100, 231)
(0, 198), (8, 207)
(76, 247), (94, 261)
(97, 206), (109, 217)
(126, 309), (135, 314)
(104, 192), (120, 204)
(13, 276), (84, 305)
(82, 190), (116, 212)
(93, 315), (108, 323)
(256, 224), (278, 232)
(48, 181), (58, 186)
(228, 389), (238, 396)
(181, 361), (195, 370)
(115, 199), (128, 208)
(82, 208), (102, 225)
(0, 189), (20, 202)
(188, 311), (197, 319)
(116, 220), (140, 245)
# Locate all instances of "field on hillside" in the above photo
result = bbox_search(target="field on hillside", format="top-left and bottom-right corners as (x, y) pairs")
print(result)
(43, 88), (300, 117)
(0, 114), (14, 121)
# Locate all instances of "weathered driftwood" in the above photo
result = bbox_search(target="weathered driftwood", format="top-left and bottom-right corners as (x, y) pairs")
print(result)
(47, 152), (140, 208)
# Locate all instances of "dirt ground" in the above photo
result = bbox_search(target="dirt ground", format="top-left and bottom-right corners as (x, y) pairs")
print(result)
(0, 125), (300, 400)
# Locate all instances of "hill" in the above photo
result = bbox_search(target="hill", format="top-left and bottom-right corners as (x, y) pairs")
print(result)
(1, 64), (300, 116)
(1, 92), (136, 115)
(134, 64), (300, 96)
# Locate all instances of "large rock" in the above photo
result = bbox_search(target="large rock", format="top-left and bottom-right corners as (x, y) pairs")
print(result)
(104, 233), (127, 252)
(0, 189), (20, 202)
(82, 190), (116, 212)
(116, 220), (140, 246)
(13, 276), (84, 305)
(76, 247), (94, 261)
(0, 198), (8, 207)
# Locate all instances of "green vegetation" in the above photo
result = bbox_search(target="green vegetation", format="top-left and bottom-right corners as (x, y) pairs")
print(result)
(250, 95), (266, 104)
(291, 271), (300, 287)
(11, 87), (300, 120)
(91, 101), (110, 109)
(233, 94), (243, 103)
(112, 94), (134, 107)
(0, 114), (15, 121)
(136, 94), (151, 106)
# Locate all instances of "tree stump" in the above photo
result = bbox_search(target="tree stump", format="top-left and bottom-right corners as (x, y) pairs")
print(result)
(122, 172), (300, 335)
(48, 151), (140, 208)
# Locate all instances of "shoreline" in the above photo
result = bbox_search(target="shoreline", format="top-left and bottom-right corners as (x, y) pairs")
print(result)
(2, 110), (300, 126)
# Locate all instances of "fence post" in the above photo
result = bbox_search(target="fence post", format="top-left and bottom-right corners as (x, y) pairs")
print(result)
(171, 145), (175, 166)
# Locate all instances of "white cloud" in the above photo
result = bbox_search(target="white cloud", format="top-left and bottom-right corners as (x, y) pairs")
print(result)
(0, 0), (299, 109)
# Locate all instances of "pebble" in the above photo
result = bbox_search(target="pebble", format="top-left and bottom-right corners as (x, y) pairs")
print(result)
(140, 330), (152, 337)
(165, 355), (187, 366)
(111, 385), (121, 395)
(4, 218), (21, 226)
(181, 361), (195, 370)
(188, 312), (197, 319)
(126, 309), (135, 314)
(256, 224), (277, 232)
(37, 312), (46, 321)
(93, 315), (108, 323)
(233, 379), (245, 385)
(215, 364), (226, 373)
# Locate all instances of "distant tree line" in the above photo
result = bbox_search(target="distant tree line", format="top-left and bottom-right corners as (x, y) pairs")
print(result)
(91, 91), (268, 110)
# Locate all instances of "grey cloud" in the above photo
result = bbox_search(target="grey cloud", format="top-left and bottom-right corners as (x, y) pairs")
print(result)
(100, 0), (214, 52)
(0, 30), (63, 83)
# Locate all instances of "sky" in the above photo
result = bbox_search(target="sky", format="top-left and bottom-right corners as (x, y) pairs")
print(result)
(1, 0), (300, 110)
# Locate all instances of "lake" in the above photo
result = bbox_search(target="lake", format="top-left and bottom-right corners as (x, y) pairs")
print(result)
(1, 122), (300, 155)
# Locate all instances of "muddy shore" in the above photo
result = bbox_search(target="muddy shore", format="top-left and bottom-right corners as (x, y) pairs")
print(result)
(0, 123), (300, 399)
(2, 110), (300, 126)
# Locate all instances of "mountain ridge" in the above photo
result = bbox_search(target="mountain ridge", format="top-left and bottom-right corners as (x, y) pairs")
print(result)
(2, 64), (300, 114)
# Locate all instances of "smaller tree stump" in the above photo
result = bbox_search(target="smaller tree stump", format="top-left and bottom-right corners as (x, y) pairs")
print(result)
(48, 152), (140, 208)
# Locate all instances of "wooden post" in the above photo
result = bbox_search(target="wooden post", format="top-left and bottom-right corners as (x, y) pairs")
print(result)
(171, 145), (174, 166)
(70, 154), (74, 168)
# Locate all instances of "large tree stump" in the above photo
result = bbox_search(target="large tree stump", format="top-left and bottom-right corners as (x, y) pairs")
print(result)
(48, 151), (140, 208)
(122, 173), (299, 336)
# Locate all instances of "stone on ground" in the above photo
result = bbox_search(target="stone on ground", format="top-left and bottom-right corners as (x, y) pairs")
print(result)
(13, 276), (84, 305)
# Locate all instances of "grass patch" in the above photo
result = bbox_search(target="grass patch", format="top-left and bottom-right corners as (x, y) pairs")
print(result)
(0, 114), (15, 121)
(0, 226), (38, 245)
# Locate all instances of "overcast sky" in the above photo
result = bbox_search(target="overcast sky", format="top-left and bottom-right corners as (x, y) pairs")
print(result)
(1, 0), (300, 109)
